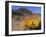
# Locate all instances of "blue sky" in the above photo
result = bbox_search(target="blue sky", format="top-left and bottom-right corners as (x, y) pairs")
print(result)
(12, 6), (41, 14)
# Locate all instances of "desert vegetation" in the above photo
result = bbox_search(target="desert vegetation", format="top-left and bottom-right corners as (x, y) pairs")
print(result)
(12, 7), (41, 31)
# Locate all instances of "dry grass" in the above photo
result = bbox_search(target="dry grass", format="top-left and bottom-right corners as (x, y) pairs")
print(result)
(12, 14), (41, 31)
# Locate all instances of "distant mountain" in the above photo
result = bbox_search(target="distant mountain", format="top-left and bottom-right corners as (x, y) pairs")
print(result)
(12, 7), (32, 15)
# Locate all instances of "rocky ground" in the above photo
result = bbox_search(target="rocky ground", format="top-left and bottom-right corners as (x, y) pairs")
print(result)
(12, 14), (41, 31)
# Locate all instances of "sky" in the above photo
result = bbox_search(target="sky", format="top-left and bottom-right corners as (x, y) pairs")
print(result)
(12, 6), (41, 14)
